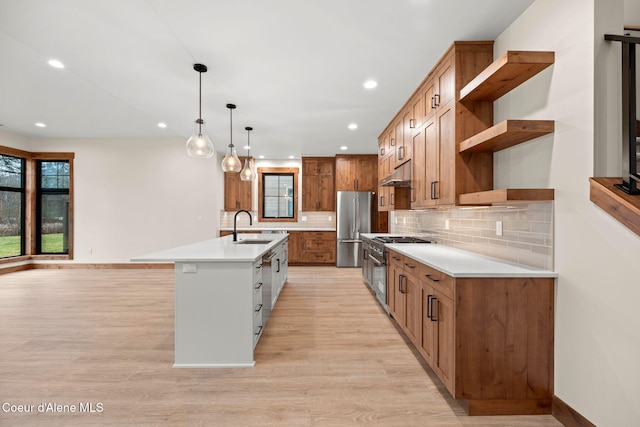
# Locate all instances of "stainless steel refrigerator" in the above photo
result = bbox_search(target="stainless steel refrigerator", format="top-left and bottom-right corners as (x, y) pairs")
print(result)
(336, 191), (373, 267)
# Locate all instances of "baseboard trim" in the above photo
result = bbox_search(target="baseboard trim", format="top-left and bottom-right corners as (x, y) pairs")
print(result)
(553, 395), (596, 427)
(1, 262), (173, 274)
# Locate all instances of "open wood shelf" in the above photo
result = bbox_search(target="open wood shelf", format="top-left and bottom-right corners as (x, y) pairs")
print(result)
(459, 188), (555, 205)
(459, 119), (555, 153)
(459, 51), (555, 102)
(590, 177), (640, 237)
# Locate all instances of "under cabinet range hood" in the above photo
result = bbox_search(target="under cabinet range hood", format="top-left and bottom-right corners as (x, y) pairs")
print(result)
(380, 161), (411, 187)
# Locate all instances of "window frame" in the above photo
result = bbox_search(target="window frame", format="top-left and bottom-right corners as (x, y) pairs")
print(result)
(0, 153), (26, 259)
(257, 167), (298, 222)
(36, 159), (71, 255)
(0, 145), (74, 264)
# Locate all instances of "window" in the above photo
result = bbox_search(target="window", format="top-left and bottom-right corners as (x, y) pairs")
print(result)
(257, 167), (298, 222)
(0, 146), (74, 262)
(37, 161), (70, 254)
(0, 154), (25, 258)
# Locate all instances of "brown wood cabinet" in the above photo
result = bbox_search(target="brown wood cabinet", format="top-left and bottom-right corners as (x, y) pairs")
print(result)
(287, 230), (336, 265)
(224, 157), (252, 211)
(287, 231), (304, 264)
(379, 41), (496, 209)
(302, 157), (335, 211)
(386, 249), (554, 416)
(335, 155), (378, 192)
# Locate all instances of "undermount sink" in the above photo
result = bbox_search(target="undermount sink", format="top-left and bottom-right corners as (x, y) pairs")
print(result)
(235, 240), (273, 245)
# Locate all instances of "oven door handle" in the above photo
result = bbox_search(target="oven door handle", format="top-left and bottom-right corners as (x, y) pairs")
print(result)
(368, 254), (384, 266)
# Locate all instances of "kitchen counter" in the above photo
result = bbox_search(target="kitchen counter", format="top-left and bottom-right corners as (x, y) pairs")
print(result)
(386, 243), (557, 278)
(221, 227), (336, 232)
(132, 233), (289, 368)
(132, 233), (288, 263)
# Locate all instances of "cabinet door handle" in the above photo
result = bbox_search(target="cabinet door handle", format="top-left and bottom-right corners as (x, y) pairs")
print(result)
(430, 96), (436, 109)
(256, 263), (262, 269)
(380, 195), (384, 206)
(425, 274), (440, 282)
(255, 303), (263, 313)
(404, 262), (415, 269)
(255, 325), (263, 336)
(390, 138), (395, 147)
(363, 249), (368, 260)
(255, 281), (263, 290)
(410, 187), (415, 202)
(276, 258), (281, 273)
(434, 94), (440, 107)
(409, 118), (416, 129)
(391, 193), (395, 206)
(398, 146), (404, 160)
(430, 296), (437, 322)
(380, 147), (385, 156)
(398, 274), (405, 294)
(427, 295), (434, 319)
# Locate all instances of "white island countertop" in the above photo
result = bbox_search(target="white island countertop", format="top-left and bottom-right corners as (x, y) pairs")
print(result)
(386, 243), (557, 278)
(132, 233), (288, 263)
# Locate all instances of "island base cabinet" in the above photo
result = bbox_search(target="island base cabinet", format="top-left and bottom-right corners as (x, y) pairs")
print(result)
(174, 262), (257, 367)
(453, 277), (554, 415)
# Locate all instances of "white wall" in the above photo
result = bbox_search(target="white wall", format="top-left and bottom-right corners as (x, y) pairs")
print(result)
(494, 0), (640, 425)
(0, 131), (225, 263)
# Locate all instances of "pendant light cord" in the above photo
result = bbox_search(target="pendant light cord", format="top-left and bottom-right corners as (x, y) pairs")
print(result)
(198, 71), (202, 134)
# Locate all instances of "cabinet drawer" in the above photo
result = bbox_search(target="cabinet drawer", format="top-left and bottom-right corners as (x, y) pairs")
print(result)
(304, 238), (334, 250)
(253, 280), (263, 307)
(419, 263), (453, 299)
(302, 250), (335, 263)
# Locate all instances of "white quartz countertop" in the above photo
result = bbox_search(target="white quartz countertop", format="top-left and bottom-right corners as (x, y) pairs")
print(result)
(222, 227), (336, 231)
(386, 243), (557, 278)
(132, 234), (288, 263)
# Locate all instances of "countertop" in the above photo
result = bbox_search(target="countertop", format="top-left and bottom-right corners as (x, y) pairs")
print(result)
(132, 233), (288, 263)
(361, 233), (556, 279)
(222, 227), (336, 232)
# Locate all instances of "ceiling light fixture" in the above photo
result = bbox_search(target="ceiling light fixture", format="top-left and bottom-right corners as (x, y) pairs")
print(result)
(221, 104), (242, 172)
(348, 123), (358, 130)
(186, 64), (215, 158)
(158, 122), (167, 128)
(340, 146), (348, 151)
(47, 59), (65, 69)
(364, 80), (378, 89)
(288, 155), (295, 159)
(240, 126), (256, 181)
(35, 122), (46, 128)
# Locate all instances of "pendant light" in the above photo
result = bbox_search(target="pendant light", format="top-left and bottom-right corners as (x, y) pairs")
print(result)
(240, 126), (256, 181)
(221, 103), (242, 172)
(185, 64), (215, 158)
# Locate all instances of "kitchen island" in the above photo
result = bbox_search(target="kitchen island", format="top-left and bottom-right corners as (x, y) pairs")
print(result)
(133, 233), (289, 367)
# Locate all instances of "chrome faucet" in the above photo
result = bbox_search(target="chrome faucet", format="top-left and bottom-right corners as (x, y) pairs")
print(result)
(233, 210), (252, 241)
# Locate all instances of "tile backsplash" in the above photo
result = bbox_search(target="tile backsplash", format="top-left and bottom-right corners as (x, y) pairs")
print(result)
(391, 202), (553, 270)
(220, 211), (336, 230)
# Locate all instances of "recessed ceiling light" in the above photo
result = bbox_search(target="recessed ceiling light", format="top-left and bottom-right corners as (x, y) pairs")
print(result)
(157, 122), (167, 128)
(348, 123), (358, 130)
(243, 145), (250, 150)
(340, 146), (348, 151)
(288, 155), (295, 159)
(35, 122), (46, 128)
(364, 80), (378, 89)
(259, 155), (265, 159)
(47, 59), (65, 69)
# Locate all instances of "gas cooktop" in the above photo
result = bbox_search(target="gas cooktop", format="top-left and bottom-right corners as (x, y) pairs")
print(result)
(373, 236), (433, 244)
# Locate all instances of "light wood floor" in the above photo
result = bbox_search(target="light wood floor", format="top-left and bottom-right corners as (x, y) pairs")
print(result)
(0, 267), (562, 426)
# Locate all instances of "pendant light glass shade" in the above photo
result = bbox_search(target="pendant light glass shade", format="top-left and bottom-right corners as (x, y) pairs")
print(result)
(186, 64), (214, 158)
(221, 103), (242, 172)
(186, 119), (214, 158)
(240, 126), (255, 181)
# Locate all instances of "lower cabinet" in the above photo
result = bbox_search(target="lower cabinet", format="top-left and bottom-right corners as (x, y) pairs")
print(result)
(386, 249), (554, 416)
(289, 231), (336, 265)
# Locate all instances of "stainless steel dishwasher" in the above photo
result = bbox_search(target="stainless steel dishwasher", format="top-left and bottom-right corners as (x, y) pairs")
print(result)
(261, 250), (276, 327)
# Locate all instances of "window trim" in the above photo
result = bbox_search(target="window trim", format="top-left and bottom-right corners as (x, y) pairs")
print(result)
(0, 145), (74, 263)
(0, 153), (26, 258)
(257, 167), (298, 222)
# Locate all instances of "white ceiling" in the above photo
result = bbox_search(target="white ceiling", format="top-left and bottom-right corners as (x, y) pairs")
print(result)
(0, 0), (534, 159)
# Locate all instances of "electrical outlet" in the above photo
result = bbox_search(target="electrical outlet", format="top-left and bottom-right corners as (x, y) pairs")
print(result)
(496, 221), (503, 236)
(301, 216), (307, 222)
(445, 219), (450, 230)
(328, 216), (332, 221)
(182, 264), (197, 273)
(88, 247), (92, 254)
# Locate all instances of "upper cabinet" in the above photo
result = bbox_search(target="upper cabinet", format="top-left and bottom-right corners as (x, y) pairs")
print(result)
(335, 155), (377, 192)
(378, 43), (556, 209)
(224, 157), (252, 211)
(301, 157), (335, 211)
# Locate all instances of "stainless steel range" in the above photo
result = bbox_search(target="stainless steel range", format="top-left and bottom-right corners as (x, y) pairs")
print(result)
(362, 235), (433, 312)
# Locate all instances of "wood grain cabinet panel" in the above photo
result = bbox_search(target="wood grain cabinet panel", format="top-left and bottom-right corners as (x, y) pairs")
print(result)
(224, 157), (252, 211)
(302, 157), (335, 211)
(386, 249), (554, 416)
(335, 155), (378, 192)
